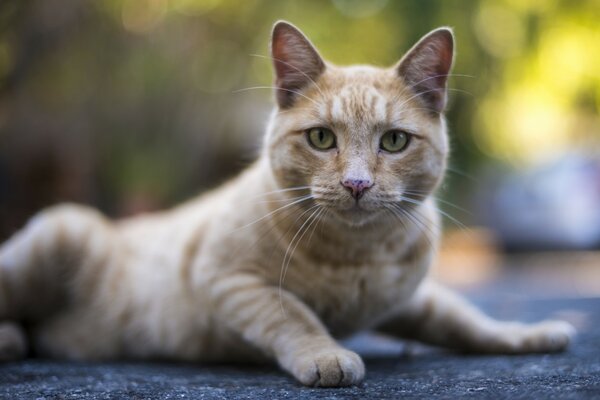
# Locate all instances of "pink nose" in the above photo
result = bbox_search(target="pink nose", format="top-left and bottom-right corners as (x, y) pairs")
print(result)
(341, 179), (373, 200)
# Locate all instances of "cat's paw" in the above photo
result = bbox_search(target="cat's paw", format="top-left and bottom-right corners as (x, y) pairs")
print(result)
(289, 347), (365, 387)
(496, 320), (575, 354)
(518, 320), (575, 352)
(0, 322), (27, 362)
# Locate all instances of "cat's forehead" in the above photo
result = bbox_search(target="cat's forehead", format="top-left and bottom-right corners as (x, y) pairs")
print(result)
(316, 66), (406, 126)
(328, 85), (386, 122)
(322, 65), (394, 91)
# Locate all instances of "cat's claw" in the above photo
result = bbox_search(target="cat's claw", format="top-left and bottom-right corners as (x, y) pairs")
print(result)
(290, 347), (365, 387)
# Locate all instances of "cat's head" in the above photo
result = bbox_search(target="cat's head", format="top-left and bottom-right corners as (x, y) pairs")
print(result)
(265, 21), (453, 227)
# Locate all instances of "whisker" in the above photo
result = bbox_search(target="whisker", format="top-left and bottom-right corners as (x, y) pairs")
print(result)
(389, 203), (436, 249)
(306, 207), (327, 246)
(402, 194), (469, 232)
(229, 202), (301, 259)
(250, 185), (312, 199)
(227, 194), (313, 234)
(445, 166), (478, 182)
(275, 106), (314, 116)
(430, 206), (469, 232)
(279, 205), (322, 316)
(263, 202), (322, 273)
(319, 208), (330, 237)
(397, 195), (422, 207)
(389, 204), (434, 249)
(249, 54), (325, 97)
(396, 73), (474, 105)
(402, 73), (474, 95)
(254, 194), (314, 204)
(448, 87), (474, 98)
(233, 86), (321, 107)
(401, 191), (471, 215)
(383, 204), (410, 233)
(394, 87), (450, 110)
(280, 205), (321, 287)
(397, 192), (470, 233)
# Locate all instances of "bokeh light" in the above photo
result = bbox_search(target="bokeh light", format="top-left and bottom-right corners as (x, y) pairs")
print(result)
(0, 0), (598, 248)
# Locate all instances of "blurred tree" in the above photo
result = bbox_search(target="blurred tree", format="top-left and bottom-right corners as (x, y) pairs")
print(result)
(0, 0), (598, 241)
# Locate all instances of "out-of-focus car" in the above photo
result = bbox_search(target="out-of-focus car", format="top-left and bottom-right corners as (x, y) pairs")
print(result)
(477, 154), (600, 251)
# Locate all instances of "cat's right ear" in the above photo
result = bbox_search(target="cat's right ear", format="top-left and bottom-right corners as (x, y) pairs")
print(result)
(271, 21), (325, 109)
(396, 27), (454, 114)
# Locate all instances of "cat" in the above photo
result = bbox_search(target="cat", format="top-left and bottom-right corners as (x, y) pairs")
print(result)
(0, 21), (574, 387)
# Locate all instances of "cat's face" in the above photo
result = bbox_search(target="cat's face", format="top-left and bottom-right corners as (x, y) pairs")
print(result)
(266, 22), (453, 226)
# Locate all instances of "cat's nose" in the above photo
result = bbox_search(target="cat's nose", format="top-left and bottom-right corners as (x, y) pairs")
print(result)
(341, 178), (373, 200)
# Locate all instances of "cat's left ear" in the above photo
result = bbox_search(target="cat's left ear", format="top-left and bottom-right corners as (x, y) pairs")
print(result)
(396, 27), (454, 114)
(271, 21), (325, 109)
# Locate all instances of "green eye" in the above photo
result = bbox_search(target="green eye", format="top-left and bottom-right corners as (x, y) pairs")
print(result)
(307, 127), (336, 150)
(380, 130), (410, 153)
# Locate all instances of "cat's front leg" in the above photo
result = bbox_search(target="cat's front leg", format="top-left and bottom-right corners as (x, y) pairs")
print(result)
(210, 273), (364, 387)
(377, 281), (575, 354)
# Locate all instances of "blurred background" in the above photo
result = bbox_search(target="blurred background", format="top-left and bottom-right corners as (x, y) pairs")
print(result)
(0, 0), (599, 299)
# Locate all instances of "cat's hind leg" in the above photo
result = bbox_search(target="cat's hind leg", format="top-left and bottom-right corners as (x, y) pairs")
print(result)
(0, 322), (27, 361)
(377, 281), (575, 354)
(0, 204), (114, 325)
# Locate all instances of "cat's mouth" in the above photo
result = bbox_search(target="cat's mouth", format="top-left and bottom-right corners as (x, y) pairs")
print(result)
(345, 200), (366, 211)
(329, 201), (382, 226)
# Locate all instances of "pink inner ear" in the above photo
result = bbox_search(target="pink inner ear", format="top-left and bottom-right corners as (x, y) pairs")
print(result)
(272, 33), (294, 78)
(429, 37), (453, 85)
(271, 23), (325, 108)
(398, 29), (454, 114)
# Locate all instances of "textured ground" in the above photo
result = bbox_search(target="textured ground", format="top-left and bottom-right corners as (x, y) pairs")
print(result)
(0, 297), (598, 399)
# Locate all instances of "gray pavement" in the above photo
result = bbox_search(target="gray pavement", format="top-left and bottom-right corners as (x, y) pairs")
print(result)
(0, 297), (599, 399)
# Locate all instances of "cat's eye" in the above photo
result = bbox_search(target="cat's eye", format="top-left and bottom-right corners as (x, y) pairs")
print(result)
(380, 130), (410, 153)
(307, 127), (336, 150)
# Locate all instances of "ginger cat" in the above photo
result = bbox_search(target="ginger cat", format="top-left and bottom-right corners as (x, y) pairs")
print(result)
(0, 21), (574, 387)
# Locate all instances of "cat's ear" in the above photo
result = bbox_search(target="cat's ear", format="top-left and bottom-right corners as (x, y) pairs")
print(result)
(271, 21), (325, 109)
(396, 27), (454, 114)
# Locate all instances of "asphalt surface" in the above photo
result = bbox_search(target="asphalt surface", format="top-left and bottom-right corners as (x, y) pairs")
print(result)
(0, 297), (598, 399)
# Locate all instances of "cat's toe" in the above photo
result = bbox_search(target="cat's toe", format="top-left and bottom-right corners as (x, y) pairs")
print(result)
(291, 347), (365, 387)
(523, 320), (575, 352)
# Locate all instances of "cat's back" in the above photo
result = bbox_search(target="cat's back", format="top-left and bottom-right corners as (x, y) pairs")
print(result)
(113, 160), (267, 263)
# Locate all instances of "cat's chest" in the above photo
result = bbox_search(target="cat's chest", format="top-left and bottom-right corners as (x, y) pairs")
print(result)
(287, 261), (426, 336)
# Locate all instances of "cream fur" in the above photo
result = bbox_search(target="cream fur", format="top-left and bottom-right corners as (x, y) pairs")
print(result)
(0, 22), (574, 387)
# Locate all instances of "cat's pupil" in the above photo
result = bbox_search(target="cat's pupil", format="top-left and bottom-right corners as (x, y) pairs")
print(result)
(391, 133), (397, 144)
(319, 130), (324, 142)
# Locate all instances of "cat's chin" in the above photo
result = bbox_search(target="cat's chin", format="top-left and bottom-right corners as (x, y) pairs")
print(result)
(330, 206), (383, 228)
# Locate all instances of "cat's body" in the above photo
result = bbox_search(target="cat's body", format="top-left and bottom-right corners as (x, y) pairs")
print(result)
(0, 22), (574, 387)
(2, 158), (431, 360)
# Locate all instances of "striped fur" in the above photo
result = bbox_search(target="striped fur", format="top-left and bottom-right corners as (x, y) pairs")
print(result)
(0, 22), (574, 386)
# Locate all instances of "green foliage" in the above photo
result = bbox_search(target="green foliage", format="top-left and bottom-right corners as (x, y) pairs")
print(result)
(0, 0), (598, 218)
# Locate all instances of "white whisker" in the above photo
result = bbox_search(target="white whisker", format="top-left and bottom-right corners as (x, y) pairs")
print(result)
(399, 193), (471, 232)
(305, 207), (327, 247)
(249, 186), (312, 199)
(233, 86), (321, 107)
(401, 191), (471, 215)
(254, 194), (314, 204)
(249, 54), (325, 97)
(278, 205), (322, 316)
(227, 194), (313, 234)
(389, 203), (437, 249)
(401, 73), (474, 95)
